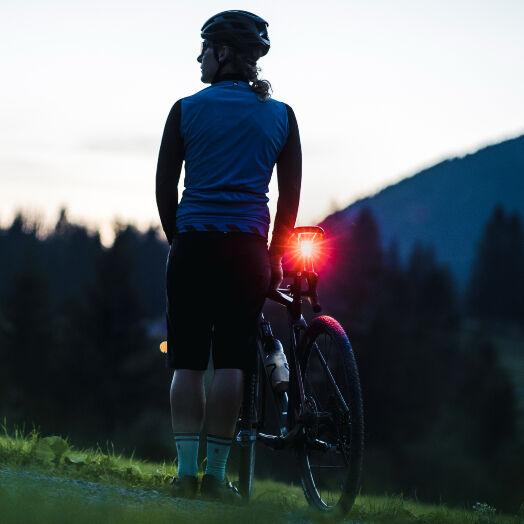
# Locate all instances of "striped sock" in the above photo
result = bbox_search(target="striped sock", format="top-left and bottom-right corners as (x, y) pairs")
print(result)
(205, 434), (232, 481)
(173, 432), (199, 478)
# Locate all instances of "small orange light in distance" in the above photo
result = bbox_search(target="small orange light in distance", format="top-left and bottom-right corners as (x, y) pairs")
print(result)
(160, 341), (167, 353)
(300, 239), (314, 258)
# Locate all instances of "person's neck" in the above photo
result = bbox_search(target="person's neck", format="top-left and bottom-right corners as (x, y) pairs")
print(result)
(212, 71), (249, 84)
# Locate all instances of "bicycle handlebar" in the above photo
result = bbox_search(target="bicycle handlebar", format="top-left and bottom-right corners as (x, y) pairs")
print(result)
(267, 226), (325, 313)
(267, 288), (293, 306)
(267, 271), (322, 313)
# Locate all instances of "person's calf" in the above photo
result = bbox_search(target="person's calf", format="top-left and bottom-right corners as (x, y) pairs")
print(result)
(170, 369), (206, 432)
(205, 368), (244, 437)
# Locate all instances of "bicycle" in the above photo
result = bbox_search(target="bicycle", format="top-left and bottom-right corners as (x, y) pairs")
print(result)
(235, 226), (364, 517)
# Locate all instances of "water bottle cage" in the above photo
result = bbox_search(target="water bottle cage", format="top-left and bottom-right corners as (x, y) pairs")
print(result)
(265, 361), (290, 383)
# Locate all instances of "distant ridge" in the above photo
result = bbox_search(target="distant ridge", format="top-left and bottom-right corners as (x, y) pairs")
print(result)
(320, 134), (524, 286)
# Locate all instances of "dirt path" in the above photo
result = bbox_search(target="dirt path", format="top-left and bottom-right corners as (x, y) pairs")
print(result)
(0, 467), (317, 523)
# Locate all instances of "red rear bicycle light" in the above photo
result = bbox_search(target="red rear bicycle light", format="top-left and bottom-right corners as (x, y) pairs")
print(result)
(299, 239), (314, 258)
(286, 227), (325, 272)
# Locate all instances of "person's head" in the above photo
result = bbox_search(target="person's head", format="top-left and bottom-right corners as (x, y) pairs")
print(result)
(197, 10), (272, 101)
(198, 40), (232, 84)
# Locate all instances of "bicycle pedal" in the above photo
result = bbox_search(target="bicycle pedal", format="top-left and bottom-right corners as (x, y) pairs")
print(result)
(308, 438), (332, 452)
(257, 433), (286, 450)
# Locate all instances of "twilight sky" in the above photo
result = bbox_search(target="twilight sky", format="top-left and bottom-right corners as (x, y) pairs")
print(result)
(2, 0), (524, 243)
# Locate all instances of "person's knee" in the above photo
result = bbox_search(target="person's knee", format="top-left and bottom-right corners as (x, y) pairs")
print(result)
(212, 368), (244, 387)
(171, 369), (207, 392)
(213, 368), (244, 376)
(208, 369), (244, 400)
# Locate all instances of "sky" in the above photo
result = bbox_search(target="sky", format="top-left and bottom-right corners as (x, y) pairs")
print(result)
(2, 0), (524, 244)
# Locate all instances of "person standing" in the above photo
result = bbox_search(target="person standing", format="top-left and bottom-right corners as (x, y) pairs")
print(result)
(156, 10), (301, 502)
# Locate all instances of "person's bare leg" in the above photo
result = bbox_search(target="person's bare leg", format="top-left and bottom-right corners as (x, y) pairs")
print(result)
(170, 369), (206, 432)
(201, 368), (243, 484)
(206, 368), (244, 437)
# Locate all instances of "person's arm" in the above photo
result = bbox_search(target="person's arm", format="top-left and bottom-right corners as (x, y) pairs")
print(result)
(269, 104), (302, 257)
(156, 100), (184, 244)
(269, 104), (302, 288)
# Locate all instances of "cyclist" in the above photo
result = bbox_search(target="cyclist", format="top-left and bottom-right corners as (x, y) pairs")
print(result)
(156, 10), (302, 502)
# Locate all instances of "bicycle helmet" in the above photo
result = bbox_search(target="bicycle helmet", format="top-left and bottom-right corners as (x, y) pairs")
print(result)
(201, 10), (270, 58)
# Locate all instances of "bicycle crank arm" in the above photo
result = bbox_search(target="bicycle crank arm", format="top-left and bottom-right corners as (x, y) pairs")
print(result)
(257, 433), (287, 450)
(307, 438), (333, 452)
(257, 425), (302, 450)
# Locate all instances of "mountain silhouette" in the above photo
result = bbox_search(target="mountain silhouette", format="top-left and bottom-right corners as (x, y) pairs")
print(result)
(320, 134), (524, 287)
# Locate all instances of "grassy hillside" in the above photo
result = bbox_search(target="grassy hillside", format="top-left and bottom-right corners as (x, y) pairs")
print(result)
(1, 427), (522, 523)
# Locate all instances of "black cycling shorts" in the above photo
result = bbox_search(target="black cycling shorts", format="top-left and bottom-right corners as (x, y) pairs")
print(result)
(165, 231), (271, 373)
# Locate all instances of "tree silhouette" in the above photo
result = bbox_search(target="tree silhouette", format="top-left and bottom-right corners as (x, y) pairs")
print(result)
(0, 260), (58, 428)
(72, 224), (168, 441)
(44, 208), (101, 307)
(322, 207), (383, 330)
(406, 243), (460, 332)
(467, 205), (524, 326)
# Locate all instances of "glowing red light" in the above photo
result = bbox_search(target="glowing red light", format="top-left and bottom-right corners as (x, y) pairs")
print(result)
(283, 227), (327, 273)
(300, 239), (314, 257)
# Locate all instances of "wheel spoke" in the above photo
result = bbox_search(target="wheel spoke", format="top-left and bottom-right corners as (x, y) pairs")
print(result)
(297, 317), (364, 515)
(312, 341), (349, 413)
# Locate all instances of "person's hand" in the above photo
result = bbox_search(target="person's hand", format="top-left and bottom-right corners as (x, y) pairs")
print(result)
(269, 254), (283, 291)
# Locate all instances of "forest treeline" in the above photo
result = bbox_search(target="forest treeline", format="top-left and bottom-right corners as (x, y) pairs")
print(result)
(0, 205), (523, 511)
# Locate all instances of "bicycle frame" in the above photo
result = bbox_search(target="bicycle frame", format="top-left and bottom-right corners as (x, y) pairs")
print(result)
(253, 286), (311, 446)
(240, 226), (327, 450)
(236, 226), (364, 513)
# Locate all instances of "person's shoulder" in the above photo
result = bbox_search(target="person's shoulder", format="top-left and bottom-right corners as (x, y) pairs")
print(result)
(266, 97), (295, 114)
(265, 95), (286, 108)
(181, 86), (214, 103)
(165, 99), (183, 120)
(262, 97), (290, 117)
(266, 98), (297, 122)
(170, 88), (213, 117)
(277, 100), (294, 113)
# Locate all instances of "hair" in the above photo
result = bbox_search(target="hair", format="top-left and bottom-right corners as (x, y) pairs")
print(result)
(230, 49), (272, 102)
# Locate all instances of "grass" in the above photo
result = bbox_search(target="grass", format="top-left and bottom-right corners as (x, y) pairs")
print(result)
(1, 425), (523, 523)
(0, 428), (171, 492)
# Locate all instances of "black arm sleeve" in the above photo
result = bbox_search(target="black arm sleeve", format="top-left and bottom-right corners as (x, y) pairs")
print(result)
(156, 100), (184, 244)
(269, 104), (302, 256)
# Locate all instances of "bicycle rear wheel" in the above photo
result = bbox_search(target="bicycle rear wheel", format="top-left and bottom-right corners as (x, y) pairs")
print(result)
(296, 315), (364, 516)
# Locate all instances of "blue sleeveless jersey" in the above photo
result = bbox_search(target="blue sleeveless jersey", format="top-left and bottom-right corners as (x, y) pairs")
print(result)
(176, 80), (289, 238)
